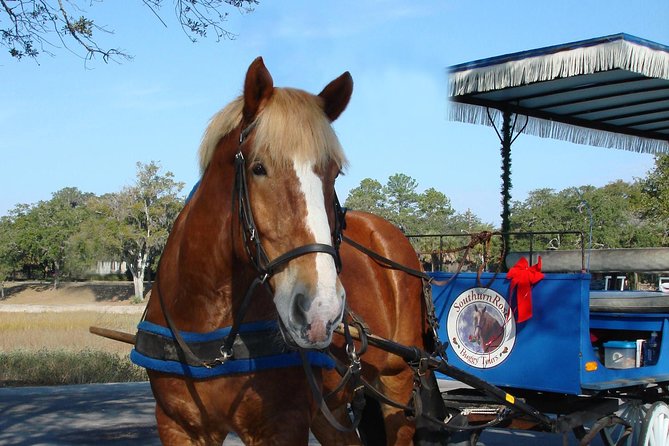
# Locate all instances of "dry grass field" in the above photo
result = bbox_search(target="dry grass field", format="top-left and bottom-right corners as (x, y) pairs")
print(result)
(1, 281), (145, 354)
(0, 282), (149, 385)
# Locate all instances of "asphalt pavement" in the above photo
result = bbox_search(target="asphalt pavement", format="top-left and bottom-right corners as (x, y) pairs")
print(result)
(0, 382), (159, 446)
(0, 381), (603, 445)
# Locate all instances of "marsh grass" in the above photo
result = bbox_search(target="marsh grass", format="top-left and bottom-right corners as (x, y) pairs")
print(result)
(0, 349), (147, 386)
(0, 311), (147, 386)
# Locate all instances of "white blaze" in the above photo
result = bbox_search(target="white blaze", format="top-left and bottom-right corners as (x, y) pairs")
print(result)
(293, 159), (341, 320)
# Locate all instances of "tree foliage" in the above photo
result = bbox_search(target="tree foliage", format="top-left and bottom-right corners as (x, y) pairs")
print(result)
(508, 180), (659, 251)
(344, 173), (490, 236)
(1, 0), (258, 62)
(639, 154), (669, 246)
(92, 161), (184, 299)
(0, 188), (93, 287)
(0, 161), (183, 298)
(344, 174), (493, 271)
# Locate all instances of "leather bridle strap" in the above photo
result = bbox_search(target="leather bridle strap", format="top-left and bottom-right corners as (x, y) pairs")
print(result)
(234, 150), (341, 278)
(264, 243), (338, 276)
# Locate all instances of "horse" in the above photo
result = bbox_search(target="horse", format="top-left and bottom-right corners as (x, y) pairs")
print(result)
(471, 305), (504, 353)
(134, 57), (437, 445)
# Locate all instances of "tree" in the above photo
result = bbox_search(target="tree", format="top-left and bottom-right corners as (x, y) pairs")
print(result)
(95, 161), (184, 300)
(34, 188), (95, 287)
(344, 178), (386, 218)
(0, 216), (15, 297)
(1, 204), (43, 279)
(415, 187), (455, 234)
(639, 154), (669, 246)
(508, 181), (656, 251)
(383, 173), (419, 231)
(343, 174), (494, 271)
(0, 188), (93, 286)
(1, 0), (258, 62)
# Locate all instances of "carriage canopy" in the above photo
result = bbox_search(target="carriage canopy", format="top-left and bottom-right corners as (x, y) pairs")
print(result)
(449, 33), (669, 154)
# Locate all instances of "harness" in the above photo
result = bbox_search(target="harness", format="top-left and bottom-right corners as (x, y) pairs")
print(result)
(131, 320), (333, 378)
(131, 119), (483, 434)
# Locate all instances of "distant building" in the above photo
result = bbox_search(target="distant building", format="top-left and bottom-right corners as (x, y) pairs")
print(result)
(95, 260), (127, 276)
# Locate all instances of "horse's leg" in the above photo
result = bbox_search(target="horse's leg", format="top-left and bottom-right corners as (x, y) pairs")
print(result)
(234, 407), (313, 446)
(155, 402), (227, 446)
(377, 368), (417, 446)
(310, 404), (363, 446)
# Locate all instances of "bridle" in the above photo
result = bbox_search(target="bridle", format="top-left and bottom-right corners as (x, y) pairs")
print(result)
(234, 122), (345, 280)
(219, 121), (347, 357)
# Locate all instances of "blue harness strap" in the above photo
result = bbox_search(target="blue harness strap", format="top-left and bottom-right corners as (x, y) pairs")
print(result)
(130, 320), (335, 378)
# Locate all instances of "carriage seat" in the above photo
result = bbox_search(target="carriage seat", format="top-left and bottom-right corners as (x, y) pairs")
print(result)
(590, 291), (669, 313)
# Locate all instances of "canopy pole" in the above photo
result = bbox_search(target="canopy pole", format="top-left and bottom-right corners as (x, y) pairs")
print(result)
(500, 110), (512, 265)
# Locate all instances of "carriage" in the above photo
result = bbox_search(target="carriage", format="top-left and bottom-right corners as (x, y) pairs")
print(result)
(417, 32), (669, 445)
(91, 33), (669, 445)
(426, 242), (669, 446)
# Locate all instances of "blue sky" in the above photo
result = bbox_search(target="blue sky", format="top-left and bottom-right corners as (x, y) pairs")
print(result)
(1, 0), (668, 225)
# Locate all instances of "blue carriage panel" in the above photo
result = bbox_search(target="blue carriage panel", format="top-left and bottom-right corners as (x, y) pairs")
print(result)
(430, 272), (590, 395)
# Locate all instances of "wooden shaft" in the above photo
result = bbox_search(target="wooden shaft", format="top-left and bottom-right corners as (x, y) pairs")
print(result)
(89, 326), (136, 345)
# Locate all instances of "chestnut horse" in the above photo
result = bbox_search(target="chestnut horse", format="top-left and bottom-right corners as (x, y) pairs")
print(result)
(136, 58), (433, 445)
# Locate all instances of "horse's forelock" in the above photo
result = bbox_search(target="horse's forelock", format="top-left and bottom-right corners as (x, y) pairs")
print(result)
(252, 88), (348, 171)
(197, 88), (348, 174)
(198, 97), (244, 174)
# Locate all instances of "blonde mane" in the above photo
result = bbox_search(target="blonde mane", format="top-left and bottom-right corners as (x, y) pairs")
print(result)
(198, 88), (348, 173)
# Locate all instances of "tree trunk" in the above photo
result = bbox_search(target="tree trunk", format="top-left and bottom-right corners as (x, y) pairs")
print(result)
(52, 260), (60, 290)
(131, 252), (148, 300)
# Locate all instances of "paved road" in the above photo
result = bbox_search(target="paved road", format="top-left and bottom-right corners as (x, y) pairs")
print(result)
(0, 382), (604, 445)
(0, 382), (160, 446)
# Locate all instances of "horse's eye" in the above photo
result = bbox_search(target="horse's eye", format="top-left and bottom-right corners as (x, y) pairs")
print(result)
(252, 163), (267, 176)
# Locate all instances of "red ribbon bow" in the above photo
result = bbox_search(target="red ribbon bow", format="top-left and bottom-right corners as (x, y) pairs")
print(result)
(506, 256), (544, 323)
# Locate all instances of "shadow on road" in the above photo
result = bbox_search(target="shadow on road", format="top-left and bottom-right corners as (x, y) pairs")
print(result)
(0, 382), (159, 446)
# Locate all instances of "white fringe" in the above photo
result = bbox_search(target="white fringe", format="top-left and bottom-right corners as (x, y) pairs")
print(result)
(449, 102), (669, 155)
(450, 38), (669, 97)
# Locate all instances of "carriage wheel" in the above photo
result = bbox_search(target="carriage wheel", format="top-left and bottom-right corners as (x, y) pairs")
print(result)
(639, 402), (669, 446)
(600, 399), (648, 446)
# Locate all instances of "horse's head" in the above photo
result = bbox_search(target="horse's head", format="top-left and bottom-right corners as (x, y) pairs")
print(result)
(470, 305), (485, 345)
(198, 58), (352, 349)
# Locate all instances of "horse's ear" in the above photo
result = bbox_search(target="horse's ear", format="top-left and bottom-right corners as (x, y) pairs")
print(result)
(243, 57), (274, 122)
(318, 71), (353, 122)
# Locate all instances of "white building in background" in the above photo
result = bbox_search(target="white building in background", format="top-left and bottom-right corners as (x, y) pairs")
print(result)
(95, 260), (127, 276)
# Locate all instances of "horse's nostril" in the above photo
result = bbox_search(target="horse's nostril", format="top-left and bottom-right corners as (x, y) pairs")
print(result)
(291, 293), (309, 327)
(295, 293), (311, 313)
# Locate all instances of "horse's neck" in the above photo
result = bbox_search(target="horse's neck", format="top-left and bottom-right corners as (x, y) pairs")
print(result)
(152, 179), (273, 332)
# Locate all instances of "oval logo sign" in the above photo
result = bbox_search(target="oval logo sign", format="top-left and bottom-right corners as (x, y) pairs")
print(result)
(447, 287), (516, 369)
